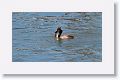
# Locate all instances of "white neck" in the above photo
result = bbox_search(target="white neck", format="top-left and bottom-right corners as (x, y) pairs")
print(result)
(56, 33), (59, 38)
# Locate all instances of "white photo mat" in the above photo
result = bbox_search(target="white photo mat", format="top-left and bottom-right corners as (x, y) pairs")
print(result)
(0, 0), (114, 74)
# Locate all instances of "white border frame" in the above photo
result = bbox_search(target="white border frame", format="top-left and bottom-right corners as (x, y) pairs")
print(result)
(0, 0), (114, 74)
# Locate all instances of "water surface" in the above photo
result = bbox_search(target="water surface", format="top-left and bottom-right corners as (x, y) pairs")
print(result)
(12, 12), (102, 62)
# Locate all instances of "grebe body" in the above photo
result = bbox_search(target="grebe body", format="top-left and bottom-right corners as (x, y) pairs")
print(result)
(55, 27), (74, 40)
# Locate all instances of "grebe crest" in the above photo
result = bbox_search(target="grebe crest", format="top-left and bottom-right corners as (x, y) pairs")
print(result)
(55, 27), (74, 40)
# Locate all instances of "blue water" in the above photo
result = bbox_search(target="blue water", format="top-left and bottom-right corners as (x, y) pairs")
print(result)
(12, 12), (102, 62)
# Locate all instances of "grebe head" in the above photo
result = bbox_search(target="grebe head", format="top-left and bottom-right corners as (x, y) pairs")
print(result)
(55, 27), (63, 38)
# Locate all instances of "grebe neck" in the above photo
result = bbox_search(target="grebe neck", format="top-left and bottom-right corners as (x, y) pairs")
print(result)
(55, 32), (61, 38)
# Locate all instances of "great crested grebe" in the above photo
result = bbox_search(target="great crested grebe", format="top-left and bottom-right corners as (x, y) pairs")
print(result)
(55, 27), (74, 40)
